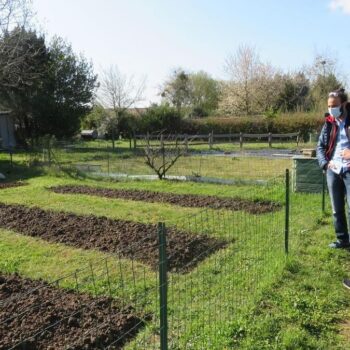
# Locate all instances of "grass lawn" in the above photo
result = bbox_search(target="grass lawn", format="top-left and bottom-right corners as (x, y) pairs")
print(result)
(0, 159), (349, 349)
(0, 136), (314, 180)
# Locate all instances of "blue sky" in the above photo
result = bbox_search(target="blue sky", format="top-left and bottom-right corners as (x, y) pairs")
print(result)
(32, 0), (350, 105)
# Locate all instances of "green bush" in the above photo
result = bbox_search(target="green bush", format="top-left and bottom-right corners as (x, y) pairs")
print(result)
(118, 113), (139, 138)
(180, 112), (324, 141)
(138, 104), (183, 133)
(131, 109), (325, 140)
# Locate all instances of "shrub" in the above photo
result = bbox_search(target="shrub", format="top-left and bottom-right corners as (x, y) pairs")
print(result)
(180, 112), (324, 141)
(118, 113), (140, 138)
(139, 104), (183, 133)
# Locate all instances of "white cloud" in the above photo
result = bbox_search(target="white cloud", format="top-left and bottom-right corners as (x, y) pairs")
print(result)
(330, 0), (350, 14)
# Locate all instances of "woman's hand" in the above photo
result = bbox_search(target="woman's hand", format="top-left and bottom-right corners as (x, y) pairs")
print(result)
(328, 161), (336, 169)
(341, 149), (350, 160)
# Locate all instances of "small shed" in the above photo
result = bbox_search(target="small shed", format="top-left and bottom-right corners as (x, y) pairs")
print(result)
(292, 156), (323, 193)
(0, 111), (16, 149)
(81, 129), (98, 140)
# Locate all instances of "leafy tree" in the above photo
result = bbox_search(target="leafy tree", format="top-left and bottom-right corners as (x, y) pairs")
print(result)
(161, 69), (191, 112)
(0, 32), (98, 141)
(0, 27), (49, 142)
(34, 37), (98, 138)
(274, 73), (310, 112)
(189, 71), (220, 117)
(310, 73), (342, 111)
(161, 69), (220, 117)
(306, 54), (343, 111)
(81, 104), (106, 130)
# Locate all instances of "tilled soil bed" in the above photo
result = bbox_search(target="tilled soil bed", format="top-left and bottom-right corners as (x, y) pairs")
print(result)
(50, 185), (281, 214)
(0, 203), (227, 272)
(0, 274), (143, 349)
(0, 181), (26, 190)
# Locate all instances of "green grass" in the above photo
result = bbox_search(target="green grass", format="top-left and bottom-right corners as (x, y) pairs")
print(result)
(0, 158), (349, 349)
(228, 221), (350, 350)
(0, 172), (286, 347)
(0, 173), (287, 225)
(1, 139), (301, 181)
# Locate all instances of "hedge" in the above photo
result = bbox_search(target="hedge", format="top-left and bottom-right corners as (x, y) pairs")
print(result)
(121, 108), (326, 142)
(179, 112), (325, 141)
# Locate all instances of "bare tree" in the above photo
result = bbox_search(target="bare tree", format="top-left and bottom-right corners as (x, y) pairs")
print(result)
(0, 0), (36, 89)
(143, 133), (189, 180)
(98, 65), (146, 149)
(0, 0), (32, 32)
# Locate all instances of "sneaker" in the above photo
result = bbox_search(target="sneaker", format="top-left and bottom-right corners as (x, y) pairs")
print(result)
(343, 279), (350, 290)
(329, 240), (350, 249)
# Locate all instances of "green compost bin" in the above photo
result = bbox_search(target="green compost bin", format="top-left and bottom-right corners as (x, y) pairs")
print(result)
(292, 156), (323, 193)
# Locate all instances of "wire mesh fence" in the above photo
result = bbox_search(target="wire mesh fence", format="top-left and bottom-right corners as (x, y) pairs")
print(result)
(0, 136), (332, 349)
(0, 171), (295, 349)
(0, 241), (159, 349)
(164, 186), (287, 349)
(0, 140), (293, 182)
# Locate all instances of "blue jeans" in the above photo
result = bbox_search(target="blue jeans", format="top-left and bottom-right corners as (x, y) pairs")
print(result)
(327, 169), (350, 243)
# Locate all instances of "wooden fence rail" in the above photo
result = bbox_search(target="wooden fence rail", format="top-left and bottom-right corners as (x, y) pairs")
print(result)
(133, 132), (300, 150)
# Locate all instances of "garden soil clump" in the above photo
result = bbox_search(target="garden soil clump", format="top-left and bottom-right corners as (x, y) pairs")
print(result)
(0, 203), (227, 272)
(0, 273), (143, 349)
(0, 181), (26, 190)
(50, 185), (281, 214)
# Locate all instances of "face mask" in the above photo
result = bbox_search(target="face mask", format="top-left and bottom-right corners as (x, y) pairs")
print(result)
(329, 106), (343, 118)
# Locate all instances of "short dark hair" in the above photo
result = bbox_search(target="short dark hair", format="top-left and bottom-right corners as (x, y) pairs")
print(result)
(329, 88), (348, 103)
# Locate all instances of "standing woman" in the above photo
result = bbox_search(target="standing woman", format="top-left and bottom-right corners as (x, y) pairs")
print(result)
(316, 88), (350, 249)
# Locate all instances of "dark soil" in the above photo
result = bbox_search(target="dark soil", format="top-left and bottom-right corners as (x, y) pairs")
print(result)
(0, 203), (227, 272)
(0, 273), (143, 350)
(50, 185), (281, 214)
(0, 181), (26, 190)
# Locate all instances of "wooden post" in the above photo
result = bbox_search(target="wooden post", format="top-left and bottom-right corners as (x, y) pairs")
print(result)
(268, 132), (272, 148)
(297, 132), (300, 147)
(208, 131), (213, 150)
(184, 134), (188, 153)
(239, 132), (243, 149)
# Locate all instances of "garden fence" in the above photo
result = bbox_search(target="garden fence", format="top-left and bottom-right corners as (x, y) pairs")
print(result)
(133, 132), (300, 150)
(0, 172), (302, 349)
(18, 140), (293, 182)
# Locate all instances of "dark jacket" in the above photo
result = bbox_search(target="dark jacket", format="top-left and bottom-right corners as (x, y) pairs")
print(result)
(316, 104), (350, 170)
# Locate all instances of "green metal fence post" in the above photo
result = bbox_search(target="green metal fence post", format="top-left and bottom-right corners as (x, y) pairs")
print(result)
(285, 169), (290, 254)
(107, 147), (110, 176)
(322, 170), (326, 214)
(158, 222), (168, 350)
